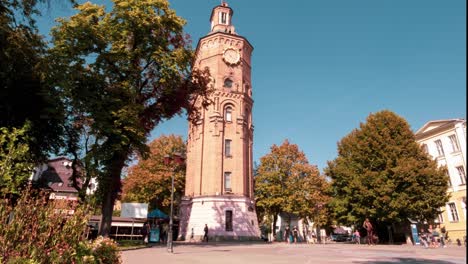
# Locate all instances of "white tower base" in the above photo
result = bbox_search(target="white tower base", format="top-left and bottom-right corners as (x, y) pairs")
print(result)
(178, 195), (261, 241)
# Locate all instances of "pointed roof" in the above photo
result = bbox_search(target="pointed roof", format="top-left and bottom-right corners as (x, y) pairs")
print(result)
(38, 157), (80, 193)
(415, 118), (465, 138)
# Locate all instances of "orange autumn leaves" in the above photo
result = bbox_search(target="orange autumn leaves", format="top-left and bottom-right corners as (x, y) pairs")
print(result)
(121, 135), (186, 213)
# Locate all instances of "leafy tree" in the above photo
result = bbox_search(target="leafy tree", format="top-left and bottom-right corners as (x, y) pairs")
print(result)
(0, 123), (35, 195)
(122, 134), (185, 214)
(48, 0), (211, 236)
(325, 110), (449, 228)
(255, 140), (330, 239)
(0, 0), (66, 163)
(0, 0), (80, 197)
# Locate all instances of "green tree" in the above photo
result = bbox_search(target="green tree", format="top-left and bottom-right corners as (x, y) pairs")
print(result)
(0, 0), (66, 163)
(122, 134), (185, 214)
(325, 110), (449, 228)
(48, 0), (211, 236)
(0, 123), (35, 195)
(0, 0), (66, 196)
(255, 140), (330, 239)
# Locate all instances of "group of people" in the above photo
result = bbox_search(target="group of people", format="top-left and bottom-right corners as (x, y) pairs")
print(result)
(142, 223), (210, 244)
(283, 226), (300, 243)
(419, 224), (448, 248)
(282, 226), (336, 244)
(140, 222), (169, 245)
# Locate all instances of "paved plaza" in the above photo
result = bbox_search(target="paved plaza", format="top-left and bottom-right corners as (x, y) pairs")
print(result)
(122, 242), (466, 264)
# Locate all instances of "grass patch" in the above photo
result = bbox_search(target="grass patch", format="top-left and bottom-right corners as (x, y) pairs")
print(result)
(117, 240), (147, 250)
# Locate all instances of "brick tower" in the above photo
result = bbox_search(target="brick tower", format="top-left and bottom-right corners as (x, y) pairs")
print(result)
(178, 2), (260, 241)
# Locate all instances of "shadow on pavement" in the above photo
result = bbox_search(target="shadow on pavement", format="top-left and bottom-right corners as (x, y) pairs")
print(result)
(172, 241), (268, 248)
(353, 258), (459, 264)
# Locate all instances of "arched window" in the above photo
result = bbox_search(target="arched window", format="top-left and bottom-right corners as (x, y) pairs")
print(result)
(224, 78), (233, 88)
(225, 107), (232, 122)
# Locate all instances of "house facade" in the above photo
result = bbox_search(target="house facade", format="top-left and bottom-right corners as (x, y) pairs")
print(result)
(415, 119), (466, 242)
(30, 157), (97, 204)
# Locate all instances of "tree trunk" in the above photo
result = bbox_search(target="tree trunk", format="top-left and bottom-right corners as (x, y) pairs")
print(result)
(99, 150), (128, 237)
(272, 214), (278, 241)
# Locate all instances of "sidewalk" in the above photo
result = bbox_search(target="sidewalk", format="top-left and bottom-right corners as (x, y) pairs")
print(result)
(122, 242), (467, 264)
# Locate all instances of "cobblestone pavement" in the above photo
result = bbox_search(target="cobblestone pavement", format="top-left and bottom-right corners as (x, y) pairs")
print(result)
(122, 242), (466, 264)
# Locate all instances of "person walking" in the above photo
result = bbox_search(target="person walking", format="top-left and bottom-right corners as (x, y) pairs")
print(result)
(141, 222), (150, 245)
(284, 226), (291, 243)
(189, 228), (195, 243)
(440, 225), (447, 248)
(292, 226), (299, 243)
(203, 224), (209, 242)
(428, 225), (436, 248)
(363, 218), (375, 246)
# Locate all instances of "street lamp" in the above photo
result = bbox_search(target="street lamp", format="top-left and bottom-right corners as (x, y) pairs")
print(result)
(163, 153), (184, 253)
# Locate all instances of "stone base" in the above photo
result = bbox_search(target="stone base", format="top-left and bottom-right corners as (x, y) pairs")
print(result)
(178, 195), (261, 241)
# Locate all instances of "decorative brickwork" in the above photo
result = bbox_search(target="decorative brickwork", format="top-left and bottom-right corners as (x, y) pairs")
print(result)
(179, 2), (260, 241)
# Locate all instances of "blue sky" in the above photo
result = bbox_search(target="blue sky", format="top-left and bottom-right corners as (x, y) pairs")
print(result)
(36, 0), (466, 171)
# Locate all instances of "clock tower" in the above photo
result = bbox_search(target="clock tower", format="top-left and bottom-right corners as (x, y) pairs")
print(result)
(178, 2), (260, 241)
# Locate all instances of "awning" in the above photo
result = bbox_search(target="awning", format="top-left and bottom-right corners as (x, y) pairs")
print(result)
(147, 208), (169, 219)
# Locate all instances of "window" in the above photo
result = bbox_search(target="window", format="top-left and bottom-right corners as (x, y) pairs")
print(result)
(221, 12), (227, 24)
(448, 202), (459, 222)
(434, 140), (444, 156)
(225, 210), (233, 231)
(225, 107), (232, 122)
(223, 78), (233, 88)
(225, 139), (232, 157)
(456, 166), (466, 185)
(224, 172), (232, 192)
(449, 135), (460, 152)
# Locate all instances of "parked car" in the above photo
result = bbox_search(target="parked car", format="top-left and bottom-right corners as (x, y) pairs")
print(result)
(330, 233), (351, 242)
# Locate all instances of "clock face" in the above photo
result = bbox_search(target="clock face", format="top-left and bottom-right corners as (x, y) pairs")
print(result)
(223, 48), (240, 65)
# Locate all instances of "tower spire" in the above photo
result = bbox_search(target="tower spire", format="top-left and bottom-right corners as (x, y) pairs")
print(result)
(210, 1), (236, 34)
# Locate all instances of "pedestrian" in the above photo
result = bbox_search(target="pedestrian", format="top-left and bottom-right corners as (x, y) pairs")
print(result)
(363, 218), (375, 246)
(284, 226), (291, 243)
(440, 225), (447, 248)
(203, 224), (209, 242)
(320, 229), (327, 244)
(353, 230), (361, 244)
(292, 226), (299, 243)
(428, 225), (436, 248)
(419, 228), (429, 248)
(161, 228), (167, 244)
(310, 229), (317, 244)
(189, 227), (195, 242)
(141, 222), (150, 245)
(432, 225), (440, 248)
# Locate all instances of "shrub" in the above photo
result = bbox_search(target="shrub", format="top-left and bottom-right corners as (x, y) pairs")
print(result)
(0, 188), (121, 263)
(89, 236), (122, 264)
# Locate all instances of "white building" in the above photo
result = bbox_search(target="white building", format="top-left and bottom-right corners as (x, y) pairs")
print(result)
(415, 119), (466, 242)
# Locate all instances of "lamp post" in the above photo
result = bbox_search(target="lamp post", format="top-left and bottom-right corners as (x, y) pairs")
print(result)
(163, 153), (184, 253)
